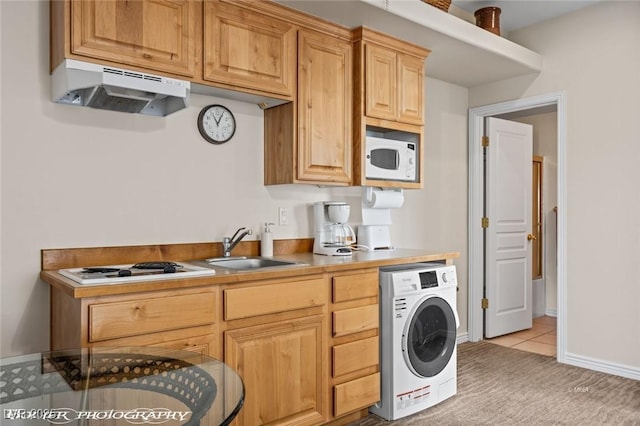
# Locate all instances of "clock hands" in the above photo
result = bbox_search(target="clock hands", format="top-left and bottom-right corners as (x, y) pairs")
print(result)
(213, 112), (222, 126)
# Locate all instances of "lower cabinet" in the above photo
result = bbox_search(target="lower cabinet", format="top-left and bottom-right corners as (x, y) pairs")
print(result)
(50, 286), (220, 357)
(221, 270), (381, 425)
(222, 275), (328, 425)
(50, 268), (382, 425)
(329, 270), (381, 419)
(225, 316), (327, 426)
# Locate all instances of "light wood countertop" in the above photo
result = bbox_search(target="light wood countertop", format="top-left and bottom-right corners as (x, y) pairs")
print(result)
(41, 241), (459, 298)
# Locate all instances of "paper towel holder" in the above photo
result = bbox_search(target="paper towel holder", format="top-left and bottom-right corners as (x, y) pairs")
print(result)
(364, 186), (404, 204)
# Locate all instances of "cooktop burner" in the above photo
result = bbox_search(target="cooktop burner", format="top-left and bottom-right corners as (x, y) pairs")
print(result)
(59, 261), (216, 285)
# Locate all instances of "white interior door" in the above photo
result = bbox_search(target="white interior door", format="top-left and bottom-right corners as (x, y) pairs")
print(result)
(485, 117), (533, 338)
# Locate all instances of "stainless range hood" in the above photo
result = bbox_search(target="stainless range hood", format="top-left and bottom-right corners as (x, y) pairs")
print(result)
(51, 59), (190, 117)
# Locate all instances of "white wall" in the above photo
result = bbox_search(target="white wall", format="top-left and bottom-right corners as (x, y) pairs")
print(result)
(470, 1), (640, 369)
(0, 0), (469, 356)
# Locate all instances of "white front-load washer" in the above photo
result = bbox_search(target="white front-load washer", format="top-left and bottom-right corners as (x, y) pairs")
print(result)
(370, 263), (459, 421)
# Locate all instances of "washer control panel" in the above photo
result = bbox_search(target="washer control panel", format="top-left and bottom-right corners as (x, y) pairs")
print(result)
(383, 264), (457, 297)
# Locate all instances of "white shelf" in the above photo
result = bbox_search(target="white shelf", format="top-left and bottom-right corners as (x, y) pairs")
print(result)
(277, 0), (543, 87)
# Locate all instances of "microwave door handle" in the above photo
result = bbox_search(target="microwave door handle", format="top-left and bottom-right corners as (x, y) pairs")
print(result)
(395, 151), (400, 169)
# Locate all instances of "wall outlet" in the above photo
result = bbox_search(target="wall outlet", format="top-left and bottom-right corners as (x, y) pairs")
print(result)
(278, 207), (288, 226)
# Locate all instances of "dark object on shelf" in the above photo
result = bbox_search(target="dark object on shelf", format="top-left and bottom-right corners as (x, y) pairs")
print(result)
(421, 0), (451, 12)
(132, 261), (181, 270)
(117, 269), (132, 277)
(475, 7), (502, 36)
(81, 267), (120, 273)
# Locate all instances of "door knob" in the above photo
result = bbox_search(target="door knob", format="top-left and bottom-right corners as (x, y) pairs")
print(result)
(527, 233), (537, 241)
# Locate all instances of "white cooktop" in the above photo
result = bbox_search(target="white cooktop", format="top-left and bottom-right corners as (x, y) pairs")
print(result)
(58, 261), (215, 285)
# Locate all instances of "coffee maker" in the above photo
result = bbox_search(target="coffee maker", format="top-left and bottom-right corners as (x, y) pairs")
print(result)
(313, 202), (356, 256)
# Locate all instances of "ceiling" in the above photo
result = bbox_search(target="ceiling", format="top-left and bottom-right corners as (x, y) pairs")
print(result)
(451, 0), (601, 34)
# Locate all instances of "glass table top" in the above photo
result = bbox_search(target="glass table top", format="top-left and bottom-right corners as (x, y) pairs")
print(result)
(0, 347), (244, 426)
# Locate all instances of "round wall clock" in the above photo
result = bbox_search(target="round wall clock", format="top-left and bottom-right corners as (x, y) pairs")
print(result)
(197, 104), (236, 144)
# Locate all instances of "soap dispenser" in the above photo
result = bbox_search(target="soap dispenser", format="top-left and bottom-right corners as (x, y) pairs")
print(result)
(261, 222), (275, 257)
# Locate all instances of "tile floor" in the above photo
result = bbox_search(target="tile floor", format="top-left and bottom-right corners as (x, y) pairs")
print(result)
(485, 315), (557, 356)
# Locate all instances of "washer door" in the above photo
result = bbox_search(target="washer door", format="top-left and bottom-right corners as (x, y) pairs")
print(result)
(402, 296), (457, 378)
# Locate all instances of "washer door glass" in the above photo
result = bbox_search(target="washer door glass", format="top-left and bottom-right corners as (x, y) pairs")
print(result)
(404, 296), (456, 378)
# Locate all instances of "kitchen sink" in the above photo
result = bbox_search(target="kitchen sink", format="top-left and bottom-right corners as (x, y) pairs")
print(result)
(203, 256), (304, 271)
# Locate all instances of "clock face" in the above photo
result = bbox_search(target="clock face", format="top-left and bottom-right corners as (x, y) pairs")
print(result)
(197, 105), (236, 144)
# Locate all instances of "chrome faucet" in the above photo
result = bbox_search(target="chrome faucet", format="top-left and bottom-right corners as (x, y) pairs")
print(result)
(222, 227), (253, 257)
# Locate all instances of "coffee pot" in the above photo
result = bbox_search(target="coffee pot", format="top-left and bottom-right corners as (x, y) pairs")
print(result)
(313, 202), (356, 256)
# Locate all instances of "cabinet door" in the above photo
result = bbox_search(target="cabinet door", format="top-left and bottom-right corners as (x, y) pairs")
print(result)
(225, 316), (326, 425)
(365, 44), (397, 121)
(297, 30), (352, 185)
(71, 0), (198, 77)
(397, 53), (424, 125)
(204, 0), (296, 97)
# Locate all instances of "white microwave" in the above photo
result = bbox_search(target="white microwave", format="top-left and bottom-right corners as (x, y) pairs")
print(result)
(365, 136), (418, 182)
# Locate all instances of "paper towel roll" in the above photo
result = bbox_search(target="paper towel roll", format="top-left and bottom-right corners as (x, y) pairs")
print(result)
(364, 188), (404, 209)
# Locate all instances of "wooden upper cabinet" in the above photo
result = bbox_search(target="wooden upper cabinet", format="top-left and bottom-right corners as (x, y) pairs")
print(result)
(364, 41), (426, 125)
(397, 53), (425, 125)
(56, 0), (199, 77)
(365, 44), (397, 121)
(352, 27), (430, 189)
(264, 25), (353, 187)
(297, 29), (353, 185)
(203, 0), (296, 98)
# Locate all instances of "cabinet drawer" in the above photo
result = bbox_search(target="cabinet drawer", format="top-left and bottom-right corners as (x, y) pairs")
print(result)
(225, 278), (325, 321)
(94, 334), (217, 358)
(334, 372), (380, 417)
(89, 293), (215, 342)
(332, 271), (378, 303)
(333, 336), (379, 377)
(333, 305), (378, 337)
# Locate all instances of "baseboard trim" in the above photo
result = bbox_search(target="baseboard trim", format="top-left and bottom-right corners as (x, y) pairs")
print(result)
(545, 309), (558, 317)
(457, 332), (469, 345)
(564, 352), (640, 381)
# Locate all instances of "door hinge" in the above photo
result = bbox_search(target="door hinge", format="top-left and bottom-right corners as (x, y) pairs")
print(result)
(482, 298), (489, 309)
(482, 217), (489, 228)
(482, 136), (489, 147)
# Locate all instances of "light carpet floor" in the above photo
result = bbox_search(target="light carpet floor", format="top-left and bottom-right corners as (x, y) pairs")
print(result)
(350, 341), (640, 425)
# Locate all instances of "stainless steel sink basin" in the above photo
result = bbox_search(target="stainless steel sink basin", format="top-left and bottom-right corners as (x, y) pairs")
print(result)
(204, 256), (304, 271)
